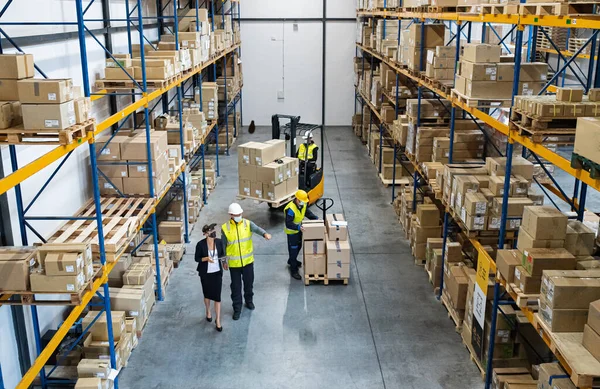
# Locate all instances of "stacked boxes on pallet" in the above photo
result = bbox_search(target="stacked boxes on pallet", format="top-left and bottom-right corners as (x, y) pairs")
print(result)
(81, 311), (132, 372)
(326, 214), (351, 280)
(30, 244), (94, 294)
(0, 54), (32, 129)
(425, 46), (455, 83)
(411, 203), (441, 263)
(398, 24), (445, 72)
(303, 220), (327, 277)
(238, 140), (299, 201)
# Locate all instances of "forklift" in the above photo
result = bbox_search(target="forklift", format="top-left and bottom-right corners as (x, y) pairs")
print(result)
(271, 114), (324, 205)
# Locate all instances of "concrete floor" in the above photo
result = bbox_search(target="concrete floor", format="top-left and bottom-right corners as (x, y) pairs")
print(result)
(119, 126), (482, 389)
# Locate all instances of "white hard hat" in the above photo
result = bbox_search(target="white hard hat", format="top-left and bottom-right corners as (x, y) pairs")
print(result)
(303, 132), (313, 140)
(228, 203), (243, 215)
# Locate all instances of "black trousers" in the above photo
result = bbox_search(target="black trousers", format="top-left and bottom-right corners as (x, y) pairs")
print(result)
(287, 233), (302, 274)
(229, 262), (254, 313)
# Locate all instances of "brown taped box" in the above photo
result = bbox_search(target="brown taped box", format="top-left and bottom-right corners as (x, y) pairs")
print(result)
(462, 43), (501, 63)
(556, 87), (583, 102)
(17, 78), (73, 104)
(521, 248), (576, 276)
(537, 363), (575, 389)
(541, 274), (600, 309)
(30, 271), (86, 293)
(99, 177), (123, 196)
(120, 131), (168, 161)
(539, 295), (588, 332)
(326, 214), (348, 241)
(513, 266), (541, 294)
(22, 101), (76, 130)
(458, 61), (497, 81)
(326, 240), (351, 264)
(516, 228), (564, 253)
(574, 117), (600, 165)
(521, 206), (568, 240)
(416, 204), (439, 226)
(122, 168), (169, 196)
(250, 181), (263, 199)
(239, 179), (250, 197)
(0, 79), (19, 100)
(327, 262), (350, 279)
(44, 252), (85, 276)
(77, 359), (111, 379)
(0, 54), (34, 79)
(304, 253), (326, 275)
(75, 377), (110, 389)
(463, 192), (487, 215)
(82, 311), (126, 341)
(583, 324), (600, 363)
(496, 250), (522, 284)
(127, 153), (168, 178)
(492, 368), (531, 389)
(263, 182), (287, 201)
(302, 220), (326, 240)
(491, 197), (534, 217)
(0, 248), (37, 291)
(256, 163), (285, 185)
(238, 164), (257, 182)
(304, 240), (325, 255)
(444, 265), (468, 310)
(588, 300), (600, 335)
(407, 23), (445, 48)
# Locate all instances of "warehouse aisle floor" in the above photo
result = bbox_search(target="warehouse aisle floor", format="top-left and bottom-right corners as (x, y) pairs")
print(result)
(119, 127), (482, 389)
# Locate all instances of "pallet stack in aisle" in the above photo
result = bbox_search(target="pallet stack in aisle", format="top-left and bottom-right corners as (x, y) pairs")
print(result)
(304, 215), (351, 285)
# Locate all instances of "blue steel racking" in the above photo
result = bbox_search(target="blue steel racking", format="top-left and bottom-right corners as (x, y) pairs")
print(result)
(356, 4), (600, 389)
(0, 1), (242, 388)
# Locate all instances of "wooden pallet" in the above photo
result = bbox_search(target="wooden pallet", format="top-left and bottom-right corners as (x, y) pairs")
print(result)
(401, 5), (429, 12)
(95, 74), (181, 90)
(571, 152), (600, 179)
(237, 192), (295, 208)
(1, 265), (101, 305)
(479, 3), (519, 14)
(0, 119), (95, 146)
(451, 89), (512, 109)
(519, 1), (598, 15)
(511, 109), (578, 130)
(304, 274), (349, 285)
(533, 313), (600, 388)
(379, 173), (411, 187)
(461, 326), (487, 381)
(510, 120), (576, 143)
(75, 197), (155, 230)
(507, 283), (540, 309)
(441, 291), (464, 333)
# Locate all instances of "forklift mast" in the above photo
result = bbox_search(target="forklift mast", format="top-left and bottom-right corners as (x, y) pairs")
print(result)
(271, 114), (301, 157)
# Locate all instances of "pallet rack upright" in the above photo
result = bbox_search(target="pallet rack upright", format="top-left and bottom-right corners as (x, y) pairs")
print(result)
(355, 5), (600, 388)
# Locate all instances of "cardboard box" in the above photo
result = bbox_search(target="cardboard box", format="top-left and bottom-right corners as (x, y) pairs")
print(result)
(250, 181), (263, 199)
(251, 143), (281, 166)
(74, 97), (90, 123)
(304, 240), (325, 255)
(516, 228), (564, 252)
(539, 295), (588, 332)
(463, 192), (487, 215)
(459, 61), (498, 81)
(575, 117), (600, 164)
(416, 204), (439, 226)
(105, 66), (135, 80)
(302, 220), (326, 240)
(75, 377), (108, 389)
(521, 248), (576, 276)
(326, 239), (351, 264)
(44, 252), (85, 276)
(542, 275), (600, 309)
(564, 220), (596, 256)
(0, 248), (36, 291)
(22, 101), (76, 130)
(99, 176), (124, 196)
(583, 325), (600, 362)
(519, 63), (548, 82)
(30, 271), (85, 293)
(0, 54), (34, 79)
(122, 169), (169, 196)
(407, 24), (445, 48)
(513, 266), (541, 294)
(557, 87), (583, 102)
(304, 253), (326, 275)
(327, 261), (350, 279)
(286, 178), (298, 197)
(158, 221), (184, 243)
(588, 300), (600, 335)
(444, 265), (468, 310)
(326, 214), (348, 241)
(99, 163), (128, 179)
(257, 163), (284, 185)
(17, 78), (73, 104)
(496, 250), (522, 284)
(82, 311), (126, 341)
(264, 139), (286, 159)
(239, 178), (251, 197)
(0, 79), (19, 100)
(537, 363), (575, 389)
(521, 206), (568, 240)
(77, 359), (111, 379)
(462, 43), (501, 63)
(238, 164), (257, 182)
(120, 131), (168, 161)
(263, 182), (287, 201)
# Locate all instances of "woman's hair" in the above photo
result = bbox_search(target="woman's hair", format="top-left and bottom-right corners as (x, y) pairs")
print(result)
(202, 223), (217, 234)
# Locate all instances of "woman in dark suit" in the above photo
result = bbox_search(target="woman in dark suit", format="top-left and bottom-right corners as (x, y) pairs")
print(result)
(195, 223), (227, 332)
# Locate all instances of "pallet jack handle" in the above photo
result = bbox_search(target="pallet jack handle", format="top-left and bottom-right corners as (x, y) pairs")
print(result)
(314, 197), (334, 220)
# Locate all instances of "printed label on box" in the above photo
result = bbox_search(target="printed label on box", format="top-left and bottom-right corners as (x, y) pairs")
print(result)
(65, 265), (75, 273)
(45, 120), (59, 128)
(48, 93), (57, 101)
(101, 149), (111, 155)
(66, 284), (75, 291)
(137, 166), (147, 172)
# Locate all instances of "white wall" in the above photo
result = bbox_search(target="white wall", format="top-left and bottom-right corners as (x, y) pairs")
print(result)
(240, 1), (356, 126)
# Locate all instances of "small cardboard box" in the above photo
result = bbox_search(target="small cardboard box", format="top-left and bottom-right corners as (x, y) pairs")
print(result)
(44, 252), (85, 276)
(74, 377), (107, 389)
(17, 78), (73, 104)
(516, 228), (564, 252)
(326, 214), (348, 241)
(22, 101), (76, 130)
(564, 220), (596, 257)
(575, 117), (600, 165)
(463, 192), (487, 215)
(302, 220), (325, 241)
(326, 240), (351, 264)
(303, 240), (325, 255)
(537, 363), (574, 389)
(327, 262), (350, 279)
(444, 265), (468, 310)
(462, 43), (501, 63)
(304, 253), (326, 276)
(416, 204), (439, 226)
(542, 276), (600, 309)
(0, 54), (34, 79)
(539, 295), (588, 332)
(0, 248), (36, 291)
(77, 359), (111, 379)
(557, 87), (583, 102)
(521, 206), (568, 240)
(521, 248), (576, 276)
(513, 265), (541, 294)
(583, 324), (600, 362)
(496, 249), (522, 284)
(82, 311), (126, 341)
(588, 300), (600, 335)
(30, 271), (86, 293)
(263, 182), (287, 201)
(0, 79), (20, 100)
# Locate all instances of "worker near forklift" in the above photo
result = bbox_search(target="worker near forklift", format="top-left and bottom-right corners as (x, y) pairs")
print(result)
(284, 190), (319, 280)
(222, 203), (271, 320)
(297, 133), (319, 175)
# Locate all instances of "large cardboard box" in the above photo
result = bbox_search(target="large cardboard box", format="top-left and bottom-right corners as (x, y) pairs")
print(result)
(444, 265), (468, 310)
(250, 181), (263, 199)
(537, 363), (575, 389)
(105, 66), (135, 80)
(264, 139), (286, 159)
(327, 262), (350, 279)
(251, 143), (281, 166)
(22, 101), (76, 130)
(263, 182), (287, 201)
(539, 295), (588, 332)
(44, 252), (85, 276)
(326, 240), (351, 264)
(82, 311), (126, 341)
(75, 377), (109, 389)
(459, 61), (498, 81)
(521, 206), (568, 240)
(302, 220), (326, 240)
(158, 221), (184, 243)
(77, 359), (111, 379)
(583, 325), (600, 362)
(575, 117), (600, 164)
(122, 168), (169, 196)
(17, 78), (73, 104)
(513, 266), (541, 294)
(0, 248), (36, 291)
(304, 240), (325, 255)
(99, 176), (124, 196)
(120, 131), (168, 161)
(239, 179), (251, 197)
(462, 43), (501, 63)
(521, 248), (576, 276)
(109, 288), (146, 327)
(257, 163), (284, 185)
(0, 54), (34, 79)
(238, 164), (257, 182)
(520, 63), (548, 82)
(416, 204), (439, 226)
(407, 24), (445, 48)
(326, 214), (348, 241)
(542, 275), (600, 309)
(516, 228), (564, 252)
(30, 271), (86, 293)
(496, 249), (521, 283)
(304, 253), (326, 275)
(0, 79), (19, 100)
(564, 220), (596, 256)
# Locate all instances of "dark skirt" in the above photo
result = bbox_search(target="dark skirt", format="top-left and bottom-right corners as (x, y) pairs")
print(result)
(200, 271), (222, 302)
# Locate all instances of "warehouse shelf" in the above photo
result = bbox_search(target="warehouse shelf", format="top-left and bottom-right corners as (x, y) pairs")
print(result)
(538, 47), (598, 61)
(1, 0), (242, 388)
(355, 7), (600, 388)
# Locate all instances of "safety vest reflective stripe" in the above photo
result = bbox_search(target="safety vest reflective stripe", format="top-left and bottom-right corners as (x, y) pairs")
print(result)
(284, 202), (306, 235)
(221, 219), (254, 268)
(298, 143), (317, 161)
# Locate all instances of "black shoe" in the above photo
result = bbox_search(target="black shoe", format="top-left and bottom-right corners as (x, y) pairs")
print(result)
(291, 272), (302, 280)
(233, 311), (241, 320)
(216, 323), (223, 332)
(245, 302), (255, 310)
(206, 316), (212, 323)
(297, 261), (302, 268)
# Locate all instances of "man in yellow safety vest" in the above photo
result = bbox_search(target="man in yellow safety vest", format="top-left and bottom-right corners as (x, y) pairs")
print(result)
(221, 203), (271, 320)
(284, 190), (319, 280)
(297, 133), (318, 163)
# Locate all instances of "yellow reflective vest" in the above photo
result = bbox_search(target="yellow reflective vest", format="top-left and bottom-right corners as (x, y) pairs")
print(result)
(298, 143), (317, 161)
(221, 219), (254, 268)
(284, 202), (306, 235)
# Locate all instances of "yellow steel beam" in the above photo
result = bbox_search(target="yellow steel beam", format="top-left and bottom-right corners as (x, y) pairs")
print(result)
(520, 14), (600, 30)
(538, 48), (597, 61)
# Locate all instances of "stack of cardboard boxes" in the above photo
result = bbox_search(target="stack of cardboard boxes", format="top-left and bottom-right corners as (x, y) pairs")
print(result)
(410, 204), (441, 263)
(158, 221), (184, 244)
(303, 220), (327, 277)
(375, 19), (399, 57)
(454, 43), (547, 100)
(583, 299), (600, 363)
(237, 140), (299, 201)
(515, 87), (600, 121)
(81, 310), (133, 372)
(75, 359), (111, 386)
(425, 46), (455, 83)
(0, 54), (32, 129)
(326, 214), (351, 280)
(96, 131), (169, 197)
(30, 244), (94, 294)
(198, 82), (219, 120)
(398, 24), (445, 72)
(432, 127), (485, 164)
